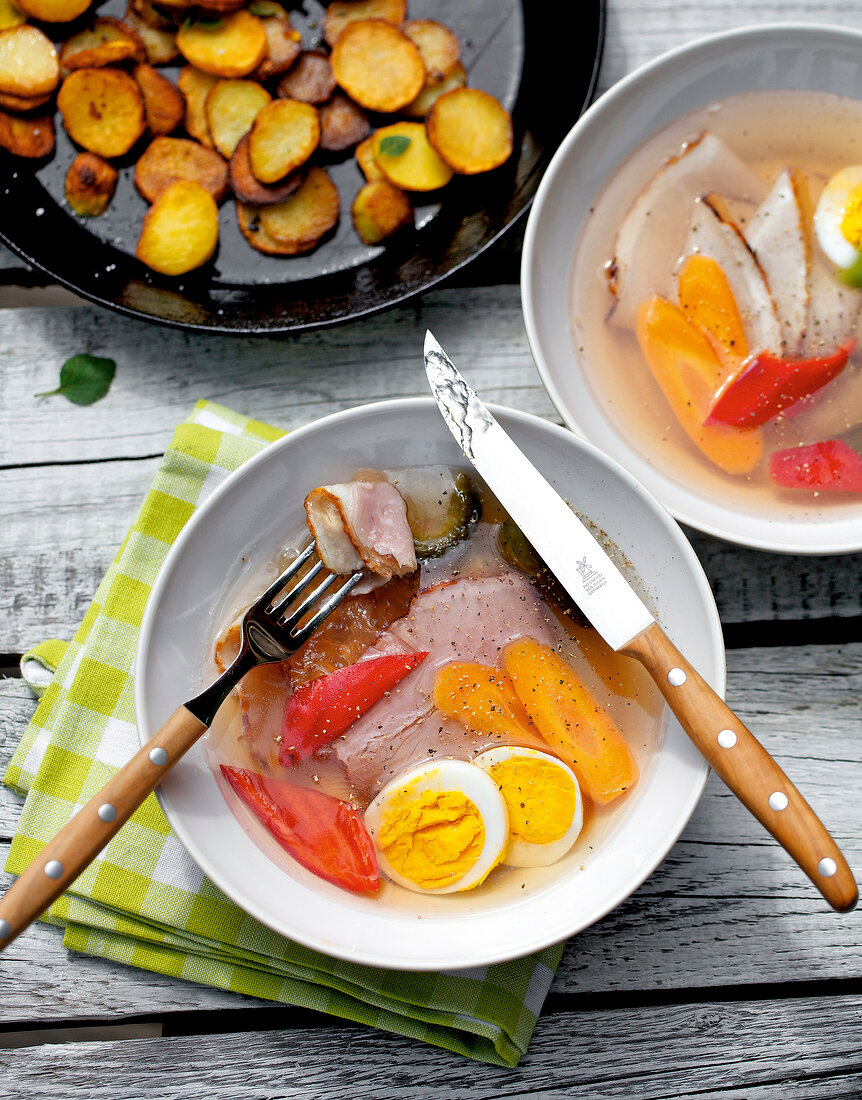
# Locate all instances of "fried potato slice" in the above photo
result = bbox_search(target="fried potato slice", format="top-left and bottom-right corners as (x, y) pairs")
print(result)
(123, 7), (178, 65)
(134, 62), (184, 135)
(373, 120), (452, 191)
(177, 65), (216, 146)
(0, 106), (53, 155)
(205, 76), (270, 158)
(0, 26), (58, 98)
(229, 132), (302, 204)
(134, 134), (228, 201)
(196, 0), (245, 12)
(355, 132), (383, 181)
(258, 164), (339, 251)
(0, 87), (50, 110)
(16, 0), (90, 22)
(403, 60), (465, 119)
(427, 87), (513, 175)
(248, 97), (318, 183)
(254, 4), (300, 79)
(65, 151), (117, 214)
(318, 91), (368, 152)
(276, 50), (333, 104)
(330, 20), (424, 113)
(402, 19), (459, 84)
(322, 0), (405, 47)
(61, 18), (145, 72)
(236, 199), (295, 255)
(176, 11), (267, 78)
(129, 0), (175, 30)
(136, 178), (218, 274)
(57, 67), (145, 157)
(351, 178), (411, 244)
(0, 0), (25, 31)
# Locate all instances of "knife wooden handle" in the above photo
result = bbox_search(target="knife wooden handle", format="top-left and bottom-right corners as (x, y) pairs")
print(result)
(621, 621), (858, 913)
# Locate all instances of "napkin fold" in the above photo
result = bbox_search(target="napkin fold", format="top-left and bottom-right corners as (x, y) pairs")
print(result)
(3, 400), (562, 1067)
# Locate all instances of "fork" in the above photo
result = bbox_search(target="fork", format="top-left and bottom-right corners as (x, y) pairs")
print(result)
(0, 541), (363, 951)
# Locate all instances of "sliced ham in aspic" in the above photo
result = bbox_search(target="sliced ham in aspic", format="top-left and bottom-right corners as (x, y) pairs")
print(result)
(682, 195), (782, 354)
(305, 480), (417, 579)
(745, 168), (809, 355)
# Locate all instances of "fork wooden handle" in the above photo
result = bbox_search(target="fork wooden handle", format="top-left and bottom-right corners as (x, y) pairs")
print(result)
(0, 706), (207, 951)
(621, 622), (858, 913)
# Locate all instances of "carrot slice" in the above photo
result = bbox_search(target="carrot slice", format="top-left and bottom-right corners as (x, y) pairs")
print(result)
(677, 254), (749, 362)
(636, 295), (763, 474)
(504, 638), (638, 806)
(433, 662), (538, 744)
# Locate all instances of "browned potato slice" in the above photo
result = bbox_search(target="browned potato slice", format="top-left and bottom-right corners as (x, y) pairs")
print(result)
(258, 165), (338, 251)
(134, 62), (184, 135)
(402, 19), (459, 84)
(177, 65), (216, 146)
(373, 120), (452, 191)
(248, 97), (318, 184)
(205, 77), (270, 158)
(355, 132), (384, 181)
(229, 132), (302, 205)
(16, 0), (90, 22)
(254, 5), (300, 79)
(129, 0), (175, 31)
(403, 60), (465, 119)
(134, 134), (227, 201)
(351, 178), (411, 244)
(197, 0), (245, 12)
(427, 87), (513, 175)
(322, 0), (405, 47)
(236, 199), (296, 255)
(330, 20), (424, 113)
(176, 11), (267, 78)
(318, 91), (368, 152)
(0, 26), (58, 98)
(136, 178), (218, 274)
(0, 106), (53, 155)
(61, 19), (145, 72)
(0, 88), (50, 110)
(65, 151), (117, 214)
(123, 7), (178, 64)
(276, 50), (334, 104)
(57, 68), (145, 157)
(0, 0), (25, 31)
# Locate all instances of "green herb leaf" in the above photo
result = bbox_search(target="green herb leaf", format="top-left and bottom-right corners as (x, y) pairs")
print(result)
(196, 14), (223, 28)
(377, 135), (411, 157)
(248, 1), (280, 16)
(36, 354), (116, 406)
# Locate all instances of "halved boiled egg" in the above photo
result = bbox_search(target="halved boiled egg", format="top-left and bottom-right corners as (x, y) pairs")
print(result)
(473, 747), (583, 868)
(814, 166), (862, 271)
(363, 759), (508, 894)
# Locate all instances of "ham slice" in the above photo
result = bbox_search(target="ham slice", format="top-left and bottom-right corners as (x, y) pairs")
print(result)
(333, 572), (563, 792)
(305, 481), (417, 579)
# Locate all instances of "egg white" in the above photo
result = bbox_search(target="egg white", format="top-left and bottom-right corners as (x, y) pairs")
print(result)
(363, 759), (509, 894)
(814, 166), (862, 270)
(473, 747), (583, 868)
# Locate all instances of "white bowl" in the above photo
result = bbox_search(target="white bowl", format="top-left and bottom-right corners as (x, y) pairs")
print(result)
(522, 23), (862, 554)
(135, 398), (720, 969)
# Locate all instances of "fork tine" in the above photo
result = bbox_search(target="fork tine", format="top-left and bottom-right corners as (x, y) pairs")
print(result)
(289, 571), (364, 643)
(257, 540), (317, 608)
(280, 569), (341, 628)
(270, 559), (325, 617)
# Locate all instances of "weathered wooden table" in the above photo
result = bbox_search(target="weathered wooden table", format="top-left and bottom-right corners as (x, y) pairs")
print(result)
(2, 1), (861, 1094)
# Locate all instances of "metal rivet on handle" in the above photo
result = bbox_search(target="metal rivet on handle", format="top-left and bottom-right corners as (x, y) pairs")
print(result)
(818, 857), (838, 878)
(0, 918), (10, 938)
(717, 729), (737, 749)
(97, 803), (117, 823)
(44, 860), (64, 879)
(768, 791), (788, 811)
(149, 747), (168, 766)
(667, 667), (687, 687)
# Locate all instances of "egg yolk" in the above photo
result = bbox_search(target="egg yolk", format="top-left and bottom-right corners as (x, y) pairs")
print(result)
(377, 788), (485, 890)
(487, 758), (577, 846)
(841, 186), (862, 250)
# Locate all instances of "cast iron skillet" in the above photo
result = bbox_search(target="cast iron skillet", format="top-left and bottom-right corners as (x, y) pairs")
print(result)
(0, 0), (605, 334)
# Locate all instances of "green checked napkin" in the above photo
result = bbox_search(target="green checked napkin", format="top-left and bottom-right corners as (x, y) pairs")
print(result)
(3, 400), (562, 1067)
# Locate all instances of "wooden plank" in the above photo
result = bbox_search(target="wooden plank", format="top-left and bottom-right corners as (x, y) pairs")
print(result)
(2, 995), (861, 1098)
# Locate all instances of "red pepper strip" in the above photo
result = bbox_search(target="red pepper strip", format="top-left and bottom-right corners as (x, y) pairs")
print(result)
(706, 340), (855, 428)
(280, 651), (428, 766)
(221, 765), (380, 893)
(769, 439), (862, 492)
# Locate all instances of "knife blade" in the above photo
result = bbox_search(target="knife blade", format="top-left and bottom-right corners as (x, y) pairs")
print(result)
(424, 330), (858, 913)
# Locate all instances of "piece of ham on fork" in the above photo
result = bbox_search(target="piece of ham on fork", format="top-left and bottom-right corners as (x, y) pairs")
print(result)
(305, 480), (417, 579)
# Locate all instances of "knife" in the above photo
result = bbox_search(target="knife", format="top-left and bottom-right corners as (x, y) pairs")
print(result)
(424, 330), (857, 913)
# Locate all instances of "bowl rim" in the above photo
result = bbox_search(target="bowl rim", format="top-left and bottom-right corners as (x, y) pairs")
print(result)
(521, 21), (862, 555)
(134, 396), (720, 968)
